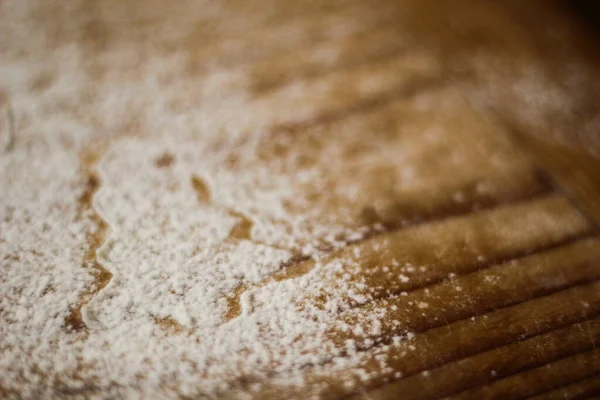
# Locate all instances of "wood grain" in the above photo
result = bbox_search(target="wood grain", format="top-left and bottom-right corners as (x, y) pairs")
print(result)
(304, 194), (593, 301)
(333, 237), (600, 347)
(363, 318), (600, 400)
(449, 349), (600, 400)
(256, 279), (600, 400)
(3, 0), (600, 398)
(528, 375), (600, 400)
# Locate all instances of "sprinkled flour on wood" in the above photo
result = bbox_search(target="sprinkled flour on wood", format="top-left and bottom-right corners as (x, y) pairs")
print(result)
(0, 2), (411, 394)
(1, 0), (561, 398)
(0, 122), (383, 399)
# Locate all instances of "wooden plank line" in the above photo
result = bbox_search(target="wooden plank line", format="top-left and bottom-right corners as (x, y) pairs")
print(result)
(526, 375), (600, 400)
(302, 194), (593, 305)
(346, 283), (600, 399)
(448, 348), (600, 400)
(254, 280), (600, 400)
(310, 227), (592, 312)
(362, 317), (600, 400)
(257, 181), (557, 280)
(233, 218), (590, 324)
(332, 237), (600, 349)
(229, 189), (570, 316)
(225, 193), (576, 321)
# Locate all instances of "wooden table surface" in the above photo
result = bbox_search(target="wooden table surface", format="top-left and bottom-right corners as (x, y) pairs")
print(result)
(3, 0), (600, 399)
(345, 2), (600, 399)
